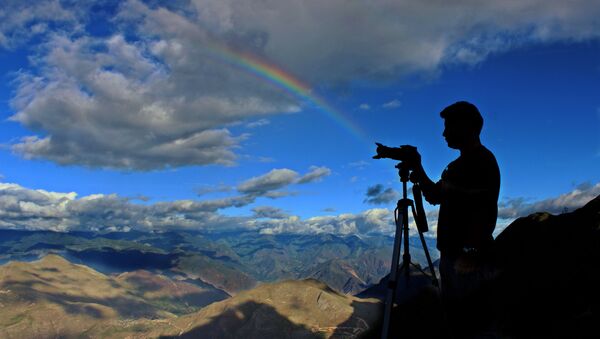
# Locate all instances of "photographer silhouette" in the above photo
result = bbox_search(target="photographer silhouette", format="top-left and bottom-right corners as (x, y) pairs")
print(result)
(375, 101), (500, 338)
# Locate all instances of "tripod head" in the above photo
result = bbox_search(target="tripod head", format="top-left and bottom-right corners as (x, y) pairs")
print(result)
(395, 162), (411, 183)
(394, 162), (429, 234)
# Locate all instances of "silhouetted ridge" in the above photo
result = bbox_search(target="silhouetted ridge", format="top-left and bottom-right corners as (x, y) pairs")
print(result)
(353, 195), (600, 338)
(493, 194), (600, 338)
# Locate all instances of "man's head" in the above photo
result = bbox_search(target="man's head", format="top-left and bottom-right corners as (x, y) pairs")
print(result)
(440, 101), (483, 150)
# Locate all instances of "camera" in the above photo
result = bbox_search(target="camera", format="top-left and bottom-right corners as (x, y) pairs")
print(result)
(373, 143), (419, 164)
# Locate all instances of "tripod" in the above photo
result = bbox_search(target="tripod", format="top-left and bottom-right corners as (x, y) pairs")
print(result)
(381, 162), (439, 339)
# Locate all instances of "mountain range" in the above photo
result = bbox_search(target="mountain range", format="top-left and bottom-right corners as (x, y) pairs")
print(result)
(0, 229), (438, 296)
(1, 195), (597, 337)
(0, 255), (381, 338)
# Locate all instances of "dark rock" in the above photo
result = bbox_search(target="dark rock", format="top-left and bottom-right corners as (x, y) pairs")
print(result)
(494, 194), (600, 338)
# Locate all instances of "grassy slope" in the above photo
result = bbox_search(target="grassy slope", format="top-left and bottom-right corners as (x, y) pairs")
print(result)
(0, 255), (225, 338)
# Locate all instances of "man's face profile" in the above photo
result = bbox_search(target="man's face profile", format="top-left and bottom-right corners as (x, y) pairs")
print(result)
(443, 118), (476, 150)
(443, 120), (463, 149)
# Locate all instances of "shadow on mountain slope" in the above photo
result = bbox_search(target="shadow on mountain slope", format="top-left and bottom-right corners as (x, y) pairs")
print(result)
(350, 265), (443, 339)
(160, 301), (318, 339)
(330, 299), (383, 338)
(65, 248), (178, 273)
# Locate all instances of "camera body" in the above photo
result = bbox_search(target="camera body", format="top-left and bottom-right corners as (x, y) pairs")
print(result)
(373, 143), (419, 164)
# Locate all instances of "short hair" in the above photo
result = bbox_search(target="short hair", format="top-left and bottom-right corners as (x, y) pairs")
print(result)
(440, 101), (483, 135)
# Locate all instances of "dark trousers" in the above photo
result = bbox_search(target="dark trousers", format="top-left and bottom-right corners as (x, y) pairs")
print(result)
(440, 253), (497, 338)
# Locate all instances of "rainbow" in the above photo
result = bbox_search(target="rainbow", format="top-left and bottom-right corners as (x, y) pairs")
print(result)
(204, 43), (369, 142)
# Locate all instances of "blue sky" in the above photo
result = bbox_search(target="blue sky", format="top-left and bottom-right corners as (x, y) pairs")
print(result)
(0, 0), (598, 235)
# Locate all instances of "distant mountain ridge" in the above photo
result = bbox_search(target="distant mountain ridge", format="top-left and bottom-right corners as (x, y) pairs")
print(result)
(0, 228), (439, 295)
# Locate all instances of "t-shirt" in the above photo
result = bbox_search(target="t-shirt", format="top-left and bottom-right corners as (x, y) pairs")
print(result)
(423, 145), (500, 254)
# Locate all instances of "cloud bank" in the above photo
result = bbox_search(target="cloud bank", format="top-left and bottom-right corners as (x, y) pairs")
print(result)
(0, 181), (597, 235)
(5, 0), (600, 169)
(498, 182), (600, 219)
(0, 181), (392, 235)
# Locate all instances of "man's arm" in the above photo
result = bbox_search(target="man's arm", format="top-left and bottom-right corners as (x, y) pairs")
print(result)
(411, 163), (442, 205)
(413, 161), (499, 204)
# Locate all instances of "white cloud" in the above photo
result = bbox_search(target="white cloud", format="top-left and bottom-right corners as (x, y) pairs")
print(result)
(252, 208), (395, 235)
(181, 167), (328, 212)
(9, 2), (298, 170)
(0, 181), (596, 235)
(0, 166), (332, 232)
(359, 104), (371, 110)
(217, 0), (600, 84)
(0, 181), (393, 235)
(0, 0), (79, 49)
(237, 168), (299, 195)
(246, 119), (270, 128)
(252, 206), (289, 219)
(382, 99), (402, 109)
(297, 166), (332, 184)
(498, 182), (600, 219)
(236, 166), (331, 195)
(364, 184), (399, 205)
(6, 0), (600, 169)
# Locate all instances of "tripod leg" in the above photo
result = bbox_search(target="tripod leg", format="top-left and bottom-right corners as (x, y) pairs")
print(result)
(381, 205), (404, 339)
(402, 199), (411, 281)
(419, 230), (439, 287)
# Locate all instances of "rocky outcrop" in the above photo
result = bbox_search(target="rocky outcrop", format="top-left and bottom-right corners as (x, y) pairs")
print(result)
(494, 194), (600, 337)
(357, 195), (600, 338)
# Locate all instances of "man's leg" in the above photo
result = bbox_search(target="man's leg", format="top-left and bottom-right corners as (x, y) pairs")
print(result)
(441, 253), (491, 338)
(440, 254), (464, 338)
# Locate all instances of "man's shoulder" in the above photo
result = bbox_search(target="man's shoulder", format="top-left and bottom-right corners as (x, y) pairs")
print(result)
(474, 145), (498, 163)
(461, 145), (500, 175)
(477, 144), (494, 155)
(476, 146), (500, 181)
